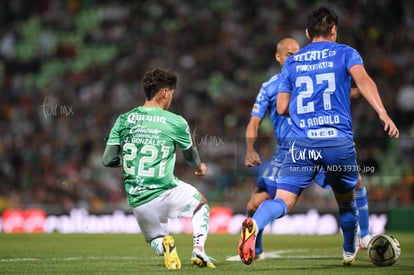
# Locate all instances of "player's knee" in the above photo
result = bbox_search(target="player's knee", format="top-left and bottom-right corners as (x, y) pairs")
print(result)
(193, 199), (210, 216)
(198, 191), (208, 204)
(355, 173), (363, 190)
(334, 188), (355, 203)
(246, 200), (258, 216)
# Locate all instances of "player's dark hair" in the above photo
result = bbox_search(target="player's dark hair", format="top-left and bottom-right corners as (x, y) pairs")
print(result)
(142, 68), (177, 100)
(306, 6), (338, 39)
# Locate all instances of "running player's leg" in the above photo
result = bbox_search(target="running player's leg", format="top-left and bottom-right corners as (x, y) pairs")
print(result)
(246, 187), (270, 258)
(246, 187), (271, 217)
(239, 146), (310, 265)
(323, 145), (359, 265)
(314, 167), (370, 248)
(354, 173), (371, 248)
(251, 144), (316, 235)
(246, 157), (279, 259)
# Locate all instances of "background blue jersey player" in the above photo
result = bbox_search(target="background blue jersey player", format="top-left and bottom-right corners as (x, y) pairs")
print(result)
(244, 38), (303, 261)
(239, 7), (399, 266)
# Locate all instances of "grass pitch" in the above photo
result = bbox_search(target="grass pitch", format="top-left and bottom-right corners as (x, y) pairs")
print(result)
(1, 233), (413, 274)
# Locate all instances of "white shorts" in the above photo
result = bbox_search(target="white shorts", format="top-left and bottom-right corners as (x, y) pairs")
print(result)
(132, 179), (201, 242)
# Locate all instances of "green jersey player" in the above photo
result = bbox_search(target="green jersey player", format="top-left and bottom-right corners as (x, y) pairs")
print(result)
(103, 68), (216, 270)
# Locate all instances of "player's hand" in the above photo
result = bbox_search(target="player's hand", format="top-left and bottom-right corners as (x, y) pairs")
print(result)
(245, 151), (261, 167)
(195, 163), (207, 176)
(380, 114), (399, 138)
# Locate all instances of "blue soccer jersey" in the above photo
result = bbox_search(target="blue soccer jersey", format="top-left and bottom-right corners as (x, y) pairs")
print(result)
(251, 73), (292, 154)
(279, 41), (363, 147)
(277, 41), (361, 195)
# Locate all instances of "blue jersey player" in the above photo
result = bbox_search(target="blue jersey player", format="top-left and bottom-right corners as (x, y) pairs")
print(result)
(238, 7), (399, 266)
(244, 38), (302, 261)
(243, 38), (372, 262)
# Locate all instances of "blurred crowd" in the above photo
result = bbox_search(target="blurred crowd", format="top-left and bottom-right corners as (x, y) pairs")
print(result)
(0, 0), (413, 214)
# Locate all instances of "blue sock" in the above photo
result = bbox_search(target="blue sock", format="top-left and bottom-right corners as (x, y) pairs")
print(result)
(338, 200), (359, 253)
(253, 199), (287, 231)
(255, 229), (264, 254)
(355, 186), (370, 237)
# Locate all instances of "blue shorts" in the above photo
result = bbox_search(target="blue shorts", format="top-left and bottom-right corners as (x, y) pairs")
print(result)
(255, 177), (277, 199)
(254, 154), (284, 198)
(314, 168), (328, 188)
(277, 140), (358, 195)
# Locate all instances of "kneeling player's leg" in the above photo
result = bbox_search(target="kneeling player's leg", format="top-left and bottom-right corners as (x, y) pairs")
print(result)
(167, 182), (210, 247)
(132, 201), (168, 255)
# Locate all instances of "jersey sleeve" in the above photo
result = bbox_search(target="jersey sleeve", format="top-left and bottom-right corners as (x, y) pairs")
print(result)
(106, 116), (122, 146)
(173, 116), (193, 150)
(345, 46), (364, 71)
(251, 83), (270, 119)
(278, 62), (292, 93)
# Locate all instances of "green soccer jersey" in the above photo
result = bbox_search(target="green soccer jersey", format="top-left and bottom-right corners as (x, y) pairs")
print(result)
(106, 106), (193, 207)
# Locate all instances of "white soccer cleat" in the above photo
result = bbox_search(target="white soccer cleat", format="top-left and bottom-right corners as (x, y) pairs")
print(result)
(254, 251), (265, 261)
(342, 251), (357, 266)
(342, 239), (360, 266)
(359, 235), (372, 250)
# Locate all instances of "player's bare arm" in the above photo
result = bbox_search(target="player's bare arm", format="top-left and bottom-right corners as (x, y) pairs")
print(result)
(350, 64), (399, 138)
(245, 116), (262, 167)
